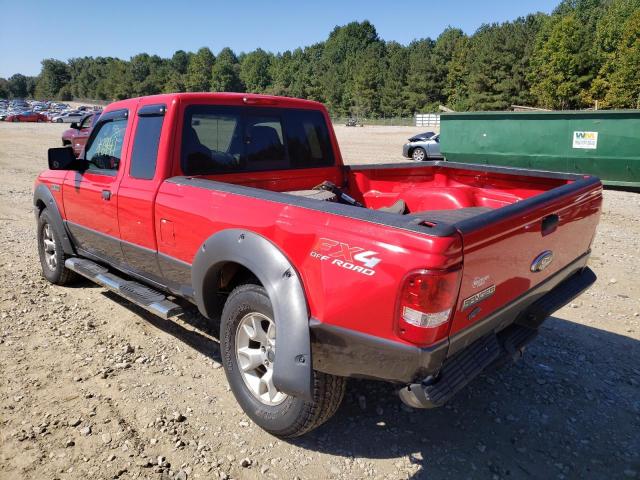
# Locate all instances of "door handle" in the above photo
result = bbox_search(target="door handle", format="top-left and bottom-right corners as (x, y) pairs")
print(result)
(101, 189), (111, 201)
(541, 214), (559, 236)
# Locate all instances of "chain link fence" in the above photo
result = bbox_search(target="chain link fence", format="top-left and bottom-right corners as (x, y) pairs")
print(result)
(331, 114), (440, 127)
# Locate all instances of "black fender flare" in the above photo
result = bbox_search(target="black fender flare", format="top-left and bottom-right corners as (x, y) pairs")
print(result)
(192, 229), (312, 400)
(33, 184), (75, 255)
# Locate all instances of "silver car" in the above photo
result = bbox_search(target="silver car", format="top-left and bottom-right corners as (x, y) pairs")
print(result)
(51, 111), (85, 123)
(402, 133), (442, 161)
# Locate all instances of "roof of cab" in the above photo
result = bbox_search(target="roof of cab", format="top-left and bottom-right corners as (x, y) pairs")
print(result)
(104, 92), (326, 112)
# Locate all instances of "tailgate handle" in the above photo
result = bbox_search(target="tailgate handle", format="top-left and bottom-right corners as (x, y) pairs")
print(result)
(541, 214), (559, 236)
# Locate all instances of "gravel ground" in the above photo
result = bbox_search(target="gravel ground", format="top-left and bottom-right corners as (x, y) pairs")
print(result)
(0, 122), (638, 480)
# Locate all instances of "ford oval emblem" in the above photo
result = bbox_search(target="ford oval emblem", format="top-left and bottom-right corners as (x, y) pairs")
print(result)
(531, 250), (554, 272)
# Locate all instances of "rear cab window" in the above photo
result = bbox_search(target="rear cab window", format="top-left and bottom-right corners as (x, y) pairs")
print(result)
(181, 106), (334, 175)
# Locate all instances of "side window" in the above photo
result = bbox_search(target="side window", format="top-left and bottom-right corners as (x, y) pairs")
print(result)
(284, 110), (335, 168)
(79, 115), (92, 129)
(130, 105), (165, 180)
(84, 111), (128, 174)
(182, 106), (243, 175)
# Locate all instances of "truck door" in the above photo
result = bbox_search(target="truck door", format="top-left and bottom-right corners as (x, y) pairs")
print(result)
(62, 109), (130, 263)
(117, 103), (167, 280)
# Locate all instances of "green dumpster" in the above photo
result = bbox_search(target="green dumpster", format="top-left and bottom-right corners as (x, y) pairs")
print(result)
(439, 110), (640, 188)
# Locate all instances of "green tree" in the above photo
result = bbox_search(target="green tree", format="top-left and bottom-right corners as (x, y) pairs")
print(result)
(588, 0), (640, 105)
(185, 47), (215, 92)
(0, 78), (9, 98)
(604, 10), (640, 107)
(171, 50), (190, 74)
(320, 21), (381, 115)
(529, 14), (593, 109)
(7, 74), (29, 98)
(432, 28), (466, 106)
(460, 16), (544, 110)
(239, 48), (273, 93)
(211, 47), (243, 92)
(379, 42), (409, 117)
(34, 59), (71, 99)
(348, 43), (384, 117)
(403, 39), (440, 113)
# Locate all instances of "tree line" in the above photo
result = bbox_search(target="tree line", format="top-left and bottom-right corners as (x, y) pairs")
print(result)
(1, 0), (638, 115)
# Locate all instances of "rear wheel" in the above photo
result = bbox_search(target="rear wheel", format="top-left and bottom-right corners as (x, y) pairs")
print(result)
(221, 284), (346, 437)
(412, 147), (426, 161)
(37, 209), (77, 285)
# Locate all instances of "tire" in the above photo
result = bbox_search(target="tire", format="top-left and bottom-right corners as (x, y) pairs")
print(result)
(412, 147), (426, 161)
(221, 284), (346, 437)
(56, 118), (63, 123)
(37, 209), (77, 285)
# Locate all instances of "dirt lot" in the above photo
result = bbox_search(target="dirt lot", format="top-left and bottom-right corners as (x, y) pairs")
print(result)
(0, 122), (638, 480)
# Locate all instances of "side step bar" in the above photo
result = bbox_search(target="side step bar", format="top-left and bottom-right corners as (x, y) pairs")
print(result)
(65, 258), (183, 320)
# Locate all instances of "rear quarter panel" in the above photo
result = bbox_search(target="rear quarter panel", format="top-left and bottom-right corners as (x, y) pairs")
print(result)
(154, 181), (462, 343)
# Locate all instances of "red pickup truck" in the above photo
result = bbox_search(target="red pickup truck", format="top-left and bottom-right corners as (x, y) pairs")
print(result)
(35, 93), (601, 437)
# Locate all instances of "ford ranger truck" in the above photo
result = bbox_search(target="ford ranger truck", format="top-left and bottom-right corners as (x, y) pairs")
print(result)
(35, 93), (602, 437)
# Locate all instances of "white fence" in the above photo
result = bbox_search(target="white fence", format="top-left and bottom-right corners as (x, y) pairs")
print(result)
(415, 113), (440, 127)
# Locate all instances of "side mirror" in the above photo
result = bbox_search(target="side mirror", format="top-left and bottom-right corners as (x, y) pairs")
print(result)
(48, 147), (83, 170)
(70, 122), (79, 129)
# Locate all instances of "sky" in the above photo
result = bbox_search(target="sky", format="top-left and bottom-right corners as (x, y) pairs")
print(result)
(0, 0), (559, 78)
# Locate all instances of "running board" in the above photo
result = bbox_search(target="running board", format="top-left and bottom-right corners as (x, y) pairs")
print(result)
(65, 257), (183, 319)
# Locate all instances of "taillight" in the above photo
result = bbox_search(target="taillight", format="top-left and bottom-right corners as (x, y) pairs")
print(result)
(396, 268), (462, 346)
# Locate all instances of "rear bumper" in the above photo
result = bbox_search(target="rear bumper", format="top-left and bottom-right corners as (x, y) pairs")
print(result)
(310, 253), (595, 386)
(399, 264), (596, 408)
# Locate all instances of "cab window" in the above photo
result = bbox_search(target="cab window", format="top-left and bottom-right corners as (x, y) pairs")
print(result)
(181, 106), (334, 175)
(84, 110), (128, 174)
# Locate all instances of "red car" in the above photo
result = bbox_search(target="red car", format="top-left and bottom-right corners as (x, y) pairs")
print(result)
(6, 111), (48, 122)
(35, 93), (602, 437)
(61, 112), (101, 157)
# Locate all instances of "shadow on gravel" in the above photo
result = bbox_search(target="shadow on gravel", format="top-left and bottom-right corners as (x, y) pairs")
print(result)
(101, 291), (222, 362)
(291, 316), (639, 479)
(98, 297), (640, 479)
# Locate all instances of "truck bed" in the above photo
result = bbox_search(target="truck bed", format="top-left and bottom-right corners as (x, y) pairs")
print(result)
(162, 160), (601, 350)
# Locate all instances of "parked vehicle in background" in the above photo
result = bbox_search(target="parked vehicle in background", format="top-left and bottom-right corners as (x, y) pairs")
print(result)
(51, 111), (85, 123)
(403, 133), (442, 161)
(36, 92), (601, 437)
(5, 111), (48, 122)
(408, 131), (436, 142)
(61, 112), (101, 156)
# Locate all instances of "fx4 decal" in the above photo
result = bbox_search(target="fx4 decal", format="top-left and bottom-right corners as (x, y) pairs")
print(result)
(310, 238), (381, 276)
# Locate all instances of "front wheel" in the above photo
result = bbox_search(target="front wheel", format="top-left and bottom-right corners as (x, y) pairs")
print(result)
(412, 147), (426, 161)
(37, 209), (77, 285)
(221, 284), (346, 437)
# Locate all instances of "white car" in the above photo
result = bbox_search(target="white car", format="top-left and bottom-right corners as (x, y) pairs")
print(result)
(51, 111), (85, 123)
